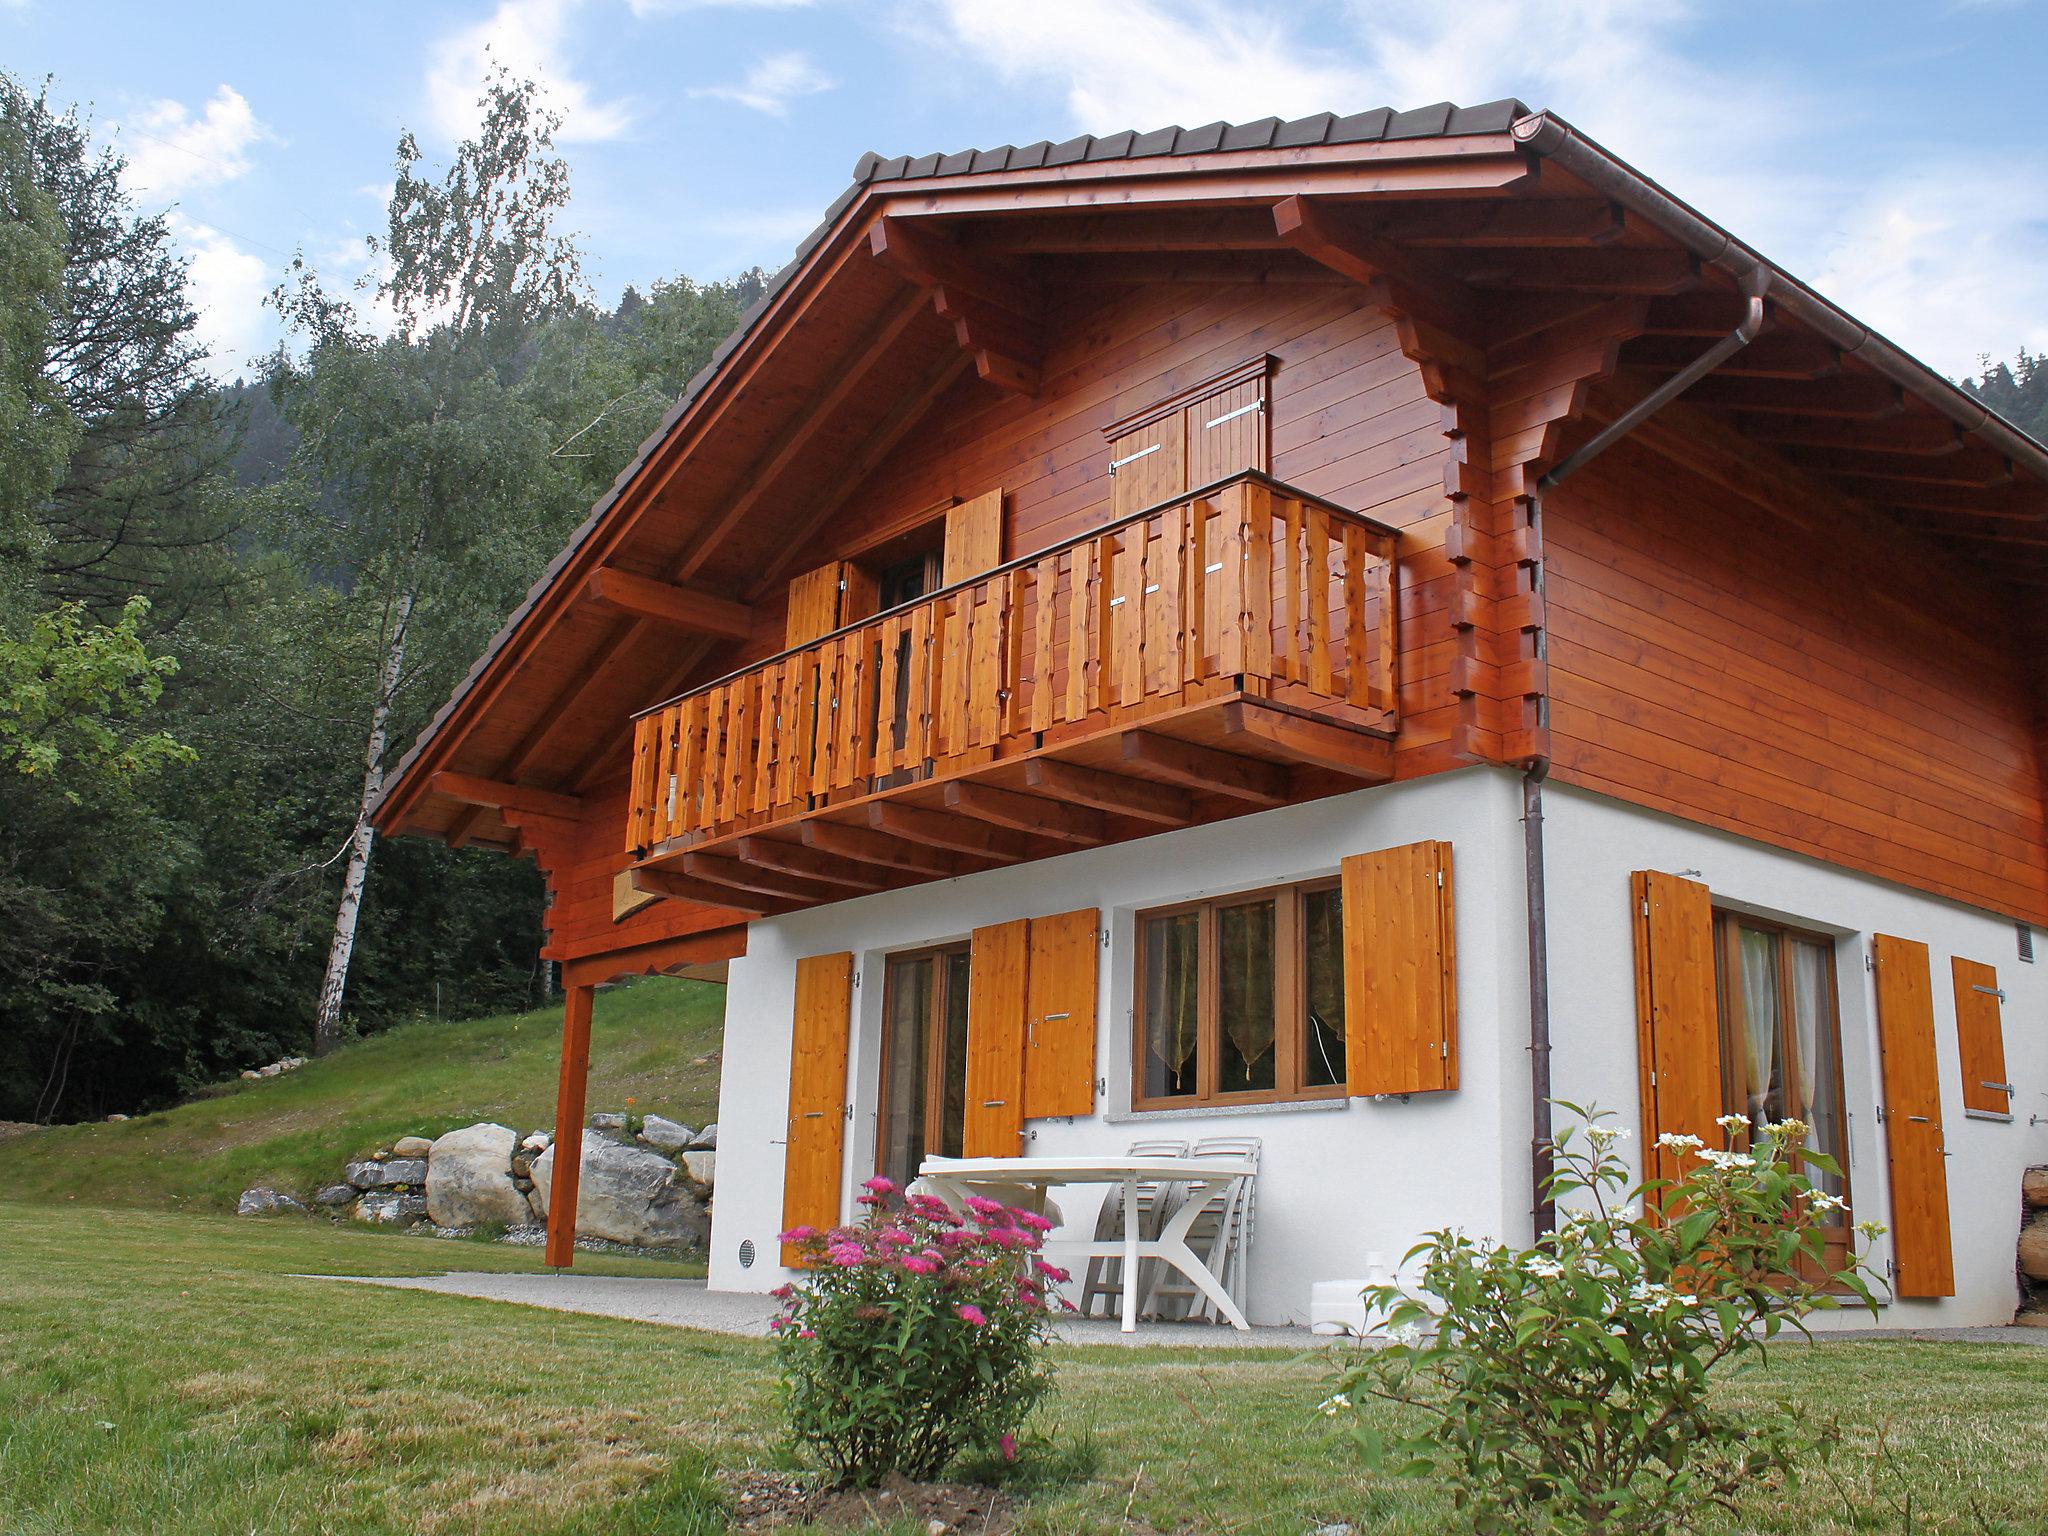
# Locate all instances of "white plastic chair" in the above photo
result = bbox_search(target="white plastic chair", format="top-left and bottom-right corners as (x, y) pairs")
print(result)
(1077, 1139), (1189, 1319)
(1143, 1135), (1261, 1323)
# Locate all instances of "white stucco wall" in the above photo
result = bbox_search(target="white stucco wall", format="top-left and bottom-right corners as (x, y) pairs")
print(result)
(707, 766), (1529, 1325)
(703, 766), (2043, 1330)
(1543, 783), (2046, 1330)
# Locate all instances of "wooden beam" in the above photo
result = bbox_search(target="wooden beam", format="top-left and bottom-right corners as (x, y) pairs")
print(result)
(868, 802), (1029, 861)
(1037, 251), (1341, 286)
(869, 215), (1042, 316)
(1271, 194), (1477, 334)
(1358, 198), (1625, 248)
(431, 770), (584, 822)
(1735, 413), (1965, 455)
(963, 207), (1286, 254)
(1779, 446), (2015, 488)
(1836, 479), (2048, 518)
(929, 283), (1040, 396)
(943, 781), (1105, 845)
(613, 867), (660, 922)
(682, 852), (860, 904)
(738, 836), (890, 890)
(583, 568), (755, 639)
(1640, 292), (1757, 337)
(1623, 333), (1841, 381)
(625, 866), (781, 917)
(801, 819), (960, 875)
(1890, 518), (2048, 550)
(1023, 758), (1193, 824)
(1118, 730), (1289, 806)
(1220, 703), (1396, 781)
(544, 983), (594, 1268)
(1457, 248), (1699, 295)
(1681, 375), (1904, 419)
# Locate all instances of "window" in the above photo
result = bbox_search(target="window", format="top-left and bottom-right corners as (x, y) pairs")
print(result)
(876, 943), (972, 1188)
(1134, 881), (1346, 1109)
(1711, 912), (1852, 1236)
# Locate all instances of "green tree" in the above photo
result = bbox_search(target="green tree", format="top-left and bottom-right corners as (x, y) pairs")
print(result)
(270, 71), (586, 1053)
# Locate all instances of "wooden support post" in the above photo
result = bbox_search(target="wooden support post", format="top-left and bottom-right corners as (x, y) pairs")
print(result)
(544, 983), (595, 1268)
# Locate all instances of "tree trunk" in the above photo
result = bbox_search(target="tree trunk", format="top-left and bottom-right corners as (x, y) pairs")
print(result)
(312, 583), (415, 1054)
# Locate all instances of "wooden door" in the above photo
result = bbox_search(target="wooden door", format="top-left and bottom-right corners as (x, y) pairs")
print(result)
(1630, 870), (1723, 1191)
(1340, 841), (1457, 1094)
(1872, 934), (1955, 1297)
(781, 951), (853, 1264)
(1022, 907), (1100, 1118)
(1185, 376), (1268, 488)
(1950, 957), (2010, 1117)
(964, 919), (1029, 1156)
(1109, 415), (1186, 519)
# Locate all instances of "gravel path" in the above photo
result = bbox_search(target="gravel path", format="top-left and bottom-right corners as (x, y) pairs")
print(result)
(312, 1272), (2048, 1351)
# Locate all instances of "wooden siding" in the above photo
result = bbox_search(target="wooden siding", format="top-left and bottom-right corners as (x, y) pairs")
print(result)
(1546, 429), (2048, 926)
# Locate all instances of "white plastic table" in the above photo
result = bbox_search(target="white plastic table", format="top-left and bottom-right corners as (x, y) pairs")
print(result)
(916, 1154), (1257, 1332)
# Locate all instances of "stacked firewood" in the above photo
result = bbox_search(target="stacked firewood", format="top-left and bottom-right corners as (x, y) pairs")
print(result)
(2020, 1167), (2048, 1326)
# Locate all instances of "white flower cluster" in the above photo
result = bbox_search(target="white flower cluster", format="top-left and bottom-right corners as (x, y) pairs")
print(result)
(1714, 1112), (1752, 1134)
(1318, 1393), (1352, 1417)
(1655, 1131), (1704, 1152)
(1698, 1148), (1757, 1171)
(1585, 1124), (1633, 1149)
(1761, 1117), (1810, 1140)
(1803, 1190), (1848, 1213)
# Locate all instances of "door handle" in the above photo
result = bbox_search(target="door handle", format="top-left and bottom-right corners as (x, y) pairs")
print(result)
(1906, 1115), (1931, 1124)
(982, 1099), (1007, 1108)
(802, 1111), (825, 1119)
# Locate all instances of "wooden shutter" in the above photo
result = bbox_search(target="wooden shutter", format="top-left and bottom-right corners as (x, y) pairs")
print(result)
(1184, 374), (1268, 488)
(1341, 840), (1457, 1094)
(1951, 956), (2011, 1117)
(1022, 907), (1099, 1118)
(1873, 934), (1956, 1297)
(1109, 414), (1186, 519)
(1629, 870), (1723, 1191)
(782, 951), (853, 1265)
(785, 563), (845, 648)
(964, 919), (1029, 1156)
(941, 487), (1005, 586)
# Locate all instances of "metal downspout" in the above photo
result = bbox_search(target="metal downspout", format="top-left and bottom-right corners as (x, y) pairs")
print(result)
(1521, 277), (1767, 1235)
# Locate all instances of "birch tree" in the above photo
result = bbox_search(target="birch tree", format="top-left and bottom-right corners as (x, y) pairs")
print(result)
(272, 73), (582, 1053)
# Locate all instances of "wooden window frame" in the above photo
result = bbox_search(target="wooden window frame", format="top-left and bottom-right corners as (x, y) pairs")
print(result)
(1710, 909), (1854, 1261)
(1131, 877), (1346, 1111)
(874, 941), (972, 1180)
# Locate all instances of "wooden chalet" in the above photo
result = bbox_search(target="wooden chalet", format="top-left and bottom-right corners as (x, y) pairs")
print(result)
(373, 100), (2048, 1327)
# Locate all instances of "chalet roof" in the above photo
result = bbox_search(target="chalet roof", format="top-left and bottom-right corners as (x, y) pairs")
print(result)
(371, 97), (2048, 845)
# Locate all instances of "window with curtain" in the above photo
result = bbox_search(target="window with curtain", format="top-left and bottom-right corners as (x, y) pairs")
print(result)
(876, 943), (972, 1189)
(1135, 880), (1346, 1108)
(1712, 913), (1851, 1235)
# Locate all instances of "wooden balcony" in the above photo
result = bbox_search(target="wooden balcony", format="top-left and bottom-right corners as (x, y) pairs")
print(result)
(621, 471), (1401, 917)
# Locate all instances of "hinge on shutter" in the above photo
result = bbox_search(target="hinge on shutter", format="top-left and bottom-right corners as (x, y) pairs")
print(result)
(1437, 870), (1445, 888)
(1101, 928), (1110, 948)
(1109, 443), (1162, 473)
(1971, 983), (2007, 1002)
(1203, 399), (1264, 429)
(850, 970), (861, 989)
(1640, 899), (1650, 917)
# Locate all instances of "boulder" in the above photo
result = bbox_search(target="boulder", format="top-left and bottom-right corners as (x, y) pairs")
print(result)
(521, 1130), (551, 1152)
(588, 1112), (627, 1133)
(530, 1136), (709, 1247)
(425, 1123), (529, 1228)
(345, 1159), (388, 1189)
(393, 1135), (433, 1158)
(690, 1122), (718, 1150)
(257, 1063), (282, 1078)
(240, 1069), (262, 1081)
(354, 1191), (428, 1225)
(312, 1183), (357, 1207)
(104, 1113), (129, 1123)
(378, 1158), (428, 1187)
(681, 1151), (716, 1190)
(237, 1186), (305, 1216)
(638, 1115), (695, 1151)
(510, 1149), (536, 1179)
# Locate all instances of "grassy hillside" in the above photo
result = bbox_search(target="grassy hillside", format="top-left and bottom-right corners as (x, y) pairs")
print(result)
(0, 977), (725, 1213)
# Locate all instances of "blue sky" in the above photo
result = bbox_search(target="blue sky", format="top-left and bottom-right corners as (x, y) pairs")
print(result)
(11, 0), (2047, 381)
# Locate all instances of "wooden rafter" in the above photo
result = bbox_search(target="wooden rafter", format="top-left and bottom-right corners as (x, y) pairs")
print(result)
(1623, 333), (1842, 382)
(681, 852), (860, 903)
(870, 215), (1042, 395)
(1118, 731), (1289, 805)
(1271, 193), (1477, 334)
(1023, 758), (1193, 824)
(583, 568), (755, 638)
(1357, 198), (1626, 248)
(431, 770), (583, 821)
(1220, 703), (1396, 780)
(737, 836), (890, 890)
(867, 803), (1029, 860)
(1735, 413), (1965, 456)
(942, 782), (1105, 844)
(1782, 446), (2014, 488)
(1457, 248), (1699, 295)
(1682, 374), (1904, 419)
(800, 819), (959, 875)
(623, 867), (780, 917)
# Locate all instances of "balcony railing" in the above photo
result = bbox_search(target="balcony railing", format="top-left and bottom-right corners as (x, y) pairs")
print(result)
(626, 470), (1400, 858)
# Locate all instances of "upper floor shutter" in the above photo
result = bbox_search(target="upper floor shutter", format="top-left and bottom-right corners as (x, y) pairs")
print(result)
(1022, 907), (1100, 1119)
(1108, 414), (1186, 520)
(1185, 374), (1268, 488)
(1629, 870), (1722, 1193)
(1951, 955), (2011, 1117)
(1106, 359), (1272, 519)
(782, 951), (854, 1265)
(941, 486), (1005, 586)
(1873, 933), (1956, 1297)
(784, 561), (880, 648)
(1340, 840), (1457, 1094)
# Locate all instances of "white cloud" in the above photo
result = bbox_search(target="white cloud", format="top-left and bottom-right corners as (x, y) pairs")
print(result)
(921, 0), (1363, 133)
(166, 214), (274, 374)
(689, 51), (832, 116)
(627, 0), (812, 12)
(118, 85), (275, 198)
(426, 0), (636, 144)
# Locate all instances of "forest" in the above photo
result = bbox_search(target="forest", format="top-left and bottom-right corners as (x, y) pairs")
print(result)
(3, 66), (2043, 1124)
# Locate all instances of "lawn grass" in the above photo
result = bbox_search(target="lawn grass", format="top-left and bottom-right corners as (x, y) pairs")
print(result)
(0, 977), (723, 1213)
(4, 1200), (2045, 1535)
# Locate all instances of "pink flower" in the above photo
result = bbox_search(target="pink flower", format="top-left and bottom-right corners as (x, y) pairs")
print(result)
(826, 1242), (866, 1267)
(797, 1328), (816, 1339)
(1032, 1260), (1071, 1284)
(920, 1248), (946, 1265)
(1013, 1210), (1054, 1233)
(777, 1225), (818, 1244)
(874, 1227), (913, 1249)
(955, 1303), (988, 1327)
(862, 1175), (899, 1195)
(901, 1256), (939, 1275)
(963, 1195), (1005, 1219)
(999, 1433), (1017, 1463)
(769, 1284), (795, 1299)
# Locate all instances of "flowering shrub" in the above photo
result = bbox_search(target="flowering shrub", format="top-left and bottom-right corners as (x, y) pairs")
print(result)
(1325, 1103), (1886, 1536)
(772, 1178), (1066, 1486)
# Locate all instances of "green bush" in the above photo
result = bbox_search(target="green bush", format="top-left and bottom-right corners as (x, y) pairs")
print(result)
(772, 1179), (1063, 1487)
(1326, 1103), (1885, 1536)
